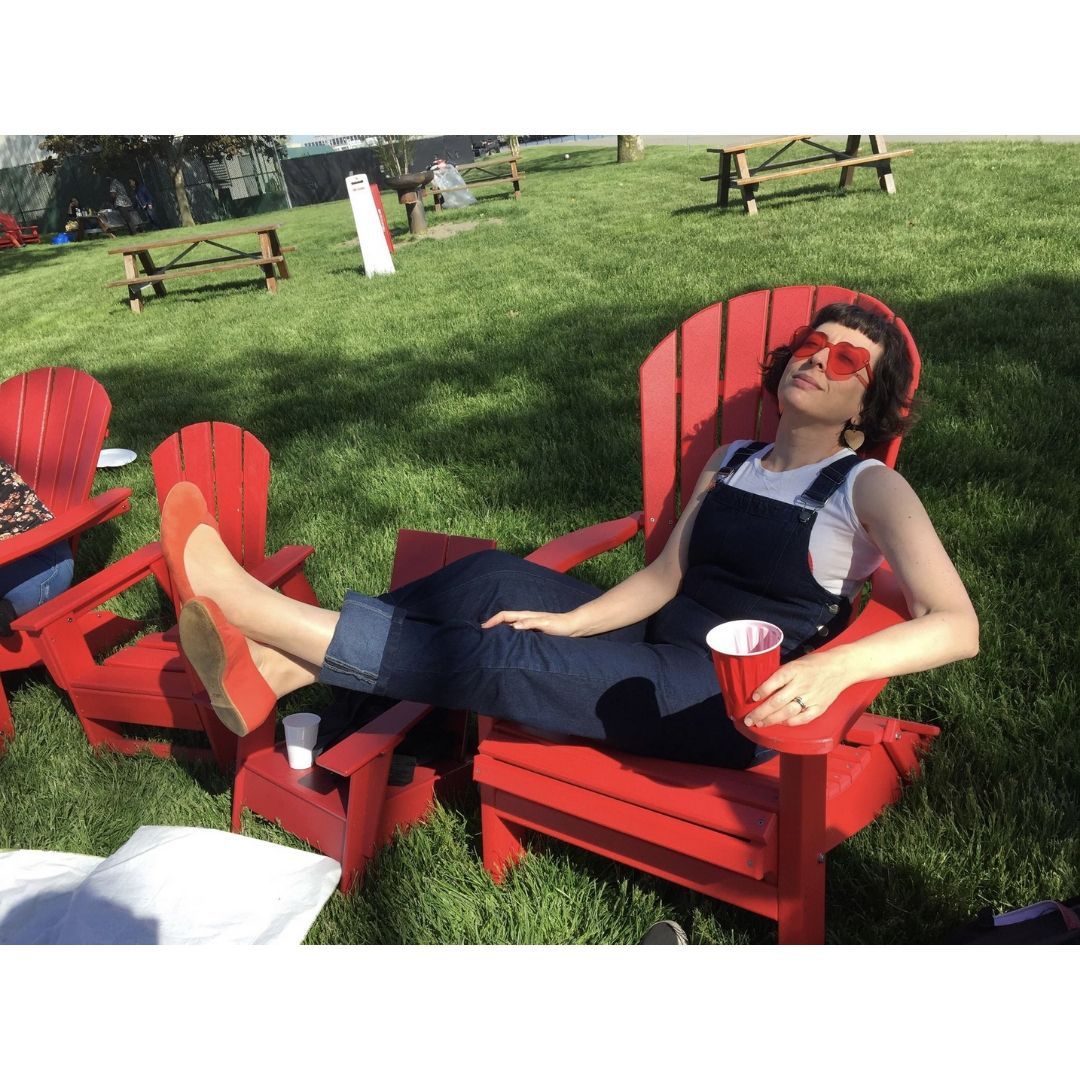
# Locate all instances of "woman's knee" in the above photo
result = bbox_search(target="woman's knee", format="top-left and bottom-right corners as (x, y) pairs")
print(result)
(0, 541), (74, 617)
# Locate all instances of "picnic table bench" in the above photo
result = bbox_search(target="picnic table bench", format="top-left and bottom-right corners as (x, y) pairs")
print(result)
(429, 155), (523, 209)
(701, 135), (913, 215)
(107, 223), (294, 313)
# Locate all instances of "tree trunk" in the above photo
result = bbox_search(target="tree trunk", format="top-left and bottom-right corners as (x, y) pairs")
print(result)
(617, 135), (645, 163)
(167, 142), (195, 226)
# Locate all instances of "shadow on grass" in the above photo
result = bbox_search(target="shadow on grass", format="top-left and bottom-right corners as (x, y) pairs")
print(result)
(91, 296), (696, 535)
(114, 277), (281, 309)
(522, 150), (618, 174)
(0, 244), (72, 278)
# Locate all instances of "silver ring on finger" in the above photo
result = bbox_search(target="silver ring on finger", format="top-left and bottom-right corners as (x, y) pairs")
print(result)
(792, 695), (808, 712)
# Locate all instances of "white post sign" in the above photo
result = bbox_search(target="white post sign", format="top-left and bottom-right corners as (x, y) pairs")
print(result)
(346, 174), (395, 276)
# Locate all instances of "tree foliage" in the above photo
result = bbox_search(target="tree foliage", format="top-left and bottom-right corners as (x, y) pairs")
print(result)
(36, 136), (286, 226)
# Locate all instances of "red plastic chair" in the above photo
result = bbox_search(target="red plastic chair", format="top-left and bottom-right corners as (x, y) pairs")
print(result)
(232, 529), (497, 892)
(473, 285), (941, 944)
(16, 421), (318, 769)
(0, 212), (41, 248)
(0, 367), (132, 749)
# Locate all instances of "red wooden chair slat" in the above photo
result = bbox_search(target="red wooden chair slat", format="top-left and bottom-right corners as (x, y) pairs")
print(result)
(639, 329), (678, 564)
(239, 430), (271, 569)
(759, 284), (817, 441)
(812, 285), (859, 314)
(719, 290), (770, 446)
(149, 432), (185, 498)
(475, 285), (940, 944)
(176, 422), (216, 521)
(209, 422), (247, 563)
(679, 303), (722, 512)
(0, 367), (130, 750)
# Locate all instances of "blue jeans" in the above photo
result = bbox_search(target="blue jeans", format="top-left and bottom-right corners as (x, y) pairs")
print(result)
(0, 540), (75, 617)
(319, 550), (758, 768)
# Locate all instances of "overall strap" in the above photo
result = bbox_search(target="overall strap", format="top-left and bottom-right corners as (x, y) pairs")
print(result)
(715, 441), (768, 482)
(796, 454), (863, 511)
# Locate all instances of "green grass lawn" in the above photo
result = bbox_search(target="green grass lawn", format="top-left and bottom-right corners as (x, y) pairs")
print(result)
(2, 141), (1078, 943)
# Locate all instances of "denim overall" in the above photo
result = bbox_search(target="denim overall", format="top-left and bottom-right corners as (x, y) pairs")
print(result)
(320, 443), (862, 769)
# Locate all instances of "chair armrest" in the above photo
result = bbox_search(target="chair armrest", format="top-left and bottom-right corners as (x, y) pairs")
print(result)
(525, 512), (645, 572)
(248, 544), (316, 588)
(315, 700), (432, 777)
(741, 563), (912, 756)
(12, 541), (164, 633)
(0, 488), (132, 567)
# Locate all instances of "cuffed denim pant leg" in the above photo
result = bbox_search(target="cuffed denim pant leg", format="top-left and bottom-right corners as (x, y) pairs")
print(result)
(319, 550), (757, 768)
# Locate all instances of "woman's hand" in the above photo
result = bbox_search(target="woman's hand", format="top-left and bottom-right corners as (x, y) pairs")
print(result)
(481, 610), (579, 636)
(741, 650), (852, 728)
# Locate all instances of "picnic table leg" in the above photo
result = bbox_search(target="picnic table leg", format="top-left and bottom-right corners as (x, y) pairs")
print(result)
(718, 151), (733, 208)
(869, 135), (898, 194)
(839, 135), (862, 188)
(258, 232), (278, 294)
(123, 253), (144, 314)
(510, 158), (521, 199)
(138, 250), (167, 298)
(734, 152), (759, 215)
(268, 229), (290, 279)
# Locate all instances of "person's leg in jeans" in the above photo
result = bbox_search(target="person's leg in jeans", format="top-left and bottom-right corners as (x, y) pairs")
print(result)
(171, 501), (755, 766)
(0, 540), (75, 623)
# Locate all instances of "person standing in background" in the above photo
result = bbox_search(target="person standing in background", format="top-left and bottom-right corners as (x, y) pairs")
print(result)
(128, 177), (157, 227)
(108, 176), (139, 234)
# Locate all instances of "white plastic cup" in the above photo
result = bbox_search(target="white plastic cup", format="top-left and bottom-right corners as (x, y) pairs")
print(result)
(283, 712), (321, 770)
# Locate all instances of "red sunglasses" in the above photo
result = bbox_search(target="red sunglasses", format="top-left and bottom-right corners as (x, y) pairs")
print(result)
(789, 326), (874, 387)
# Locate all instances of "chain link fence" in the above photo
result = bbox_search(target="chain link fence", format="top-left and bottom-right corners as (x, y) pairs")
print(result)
(0, 144), (288, 235)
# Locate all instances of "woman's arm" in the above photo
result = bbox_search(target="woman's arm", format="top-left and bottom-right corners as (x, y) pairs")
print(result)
(483, 444), (733, 636)
(744, 465), (979, 728)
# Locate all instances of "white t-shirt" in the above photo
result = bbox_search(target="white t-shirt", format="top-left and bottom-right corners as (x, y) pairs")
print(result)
(719, 441), (885, 599)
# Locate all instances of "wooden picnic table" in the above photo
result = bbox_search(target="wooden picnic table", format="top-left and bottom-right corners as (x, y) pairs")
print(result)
(71, 212), (116, 242)
(106, 223), (294, 313)
(701, 136), (913, 215)
(429, 155), (523, 209)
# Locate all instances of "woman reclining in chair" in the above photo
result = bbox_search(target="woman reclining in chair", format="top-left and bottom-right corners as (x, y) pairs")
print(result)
(163, 303), (979, 769)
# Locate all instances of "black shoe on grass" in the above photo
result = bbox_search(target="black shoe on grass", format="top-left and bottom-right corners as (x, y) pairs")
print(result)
(638, 919), (688, 945)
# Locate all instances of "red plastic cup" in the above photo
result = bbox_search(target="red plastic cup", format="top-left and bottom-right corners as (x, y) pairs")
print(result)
(706, 620), (784, 720)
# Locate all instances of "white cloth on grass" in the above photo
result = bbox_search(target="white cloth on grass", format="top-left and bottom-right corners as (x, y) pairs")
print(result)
(0, 826), (341, 945)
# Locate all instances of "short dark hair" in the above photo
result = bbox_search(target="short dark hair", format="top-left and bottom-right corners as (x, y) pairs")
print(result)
(761, 302), (917, 448)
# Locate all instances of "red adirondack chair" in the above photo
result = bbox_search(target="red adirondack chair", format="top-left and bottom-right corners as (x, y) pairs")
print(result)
(16, 422), (318, 769)
(232, 529), (497, 891)
(473, 285), (941, 944)
(0, 367), (132, 749)
(0, 212), (41, 248)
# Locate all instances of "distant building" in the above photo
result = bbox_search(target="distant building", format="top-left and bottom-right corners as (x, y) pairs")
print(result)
(286, 135), (380, 155)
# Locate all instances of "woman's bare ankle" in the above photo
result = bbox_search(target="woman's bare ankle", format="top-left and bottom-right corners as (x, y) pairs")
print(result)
(247, 639), (318, 698)
(184, 525), (256, 622)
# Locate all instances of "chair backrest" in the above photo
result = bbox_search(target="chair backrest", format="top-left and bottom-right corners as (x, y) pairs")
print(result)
(639, 285), (921, 562)
(0, 366), (112, 515)
(150, 421), (271, 569)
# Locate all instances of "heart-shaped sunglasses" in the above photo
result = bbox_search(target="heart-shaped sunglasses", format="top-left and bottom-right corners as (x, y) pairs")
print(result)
(789, 326), (874, 387)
